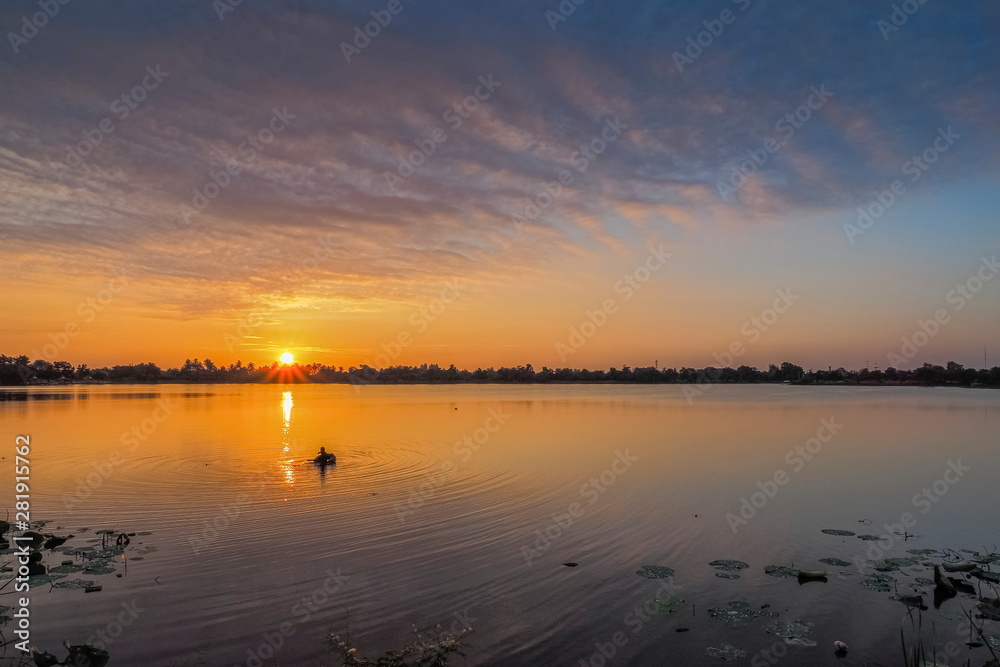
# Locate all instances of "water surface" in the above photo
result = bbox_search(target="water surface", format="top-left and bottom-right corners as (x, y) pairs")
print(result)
(2, 384), (998, 666)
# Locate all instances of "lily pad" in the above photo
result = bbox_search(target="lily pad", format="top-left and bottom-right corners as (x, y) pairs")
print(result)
(709, 559), (749, 572)
(986, 635), (1000, 651)
(708, 601), (764, 628)
(821, 529), (855, 536)
(653, 594), (685, 612)
(764, 565), (796, 578)
(871, 557), (920, 571)
(53, 578), (96, 590)
(819, 558), (852, 567)
(914, 577), (935, 586)
(856, 534), (881, 541)
(766, 620), (815, 645)
(636, 565), (675, 579)
(861, 573), (895, 592)
(907, 548), (937, 555)
(706, 644), (747, 660)
(715, 572), (741, 580)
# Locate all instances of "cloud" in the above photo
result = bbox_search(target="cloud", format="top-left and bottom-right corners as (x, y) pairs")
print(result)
(1, 0), (998, 320)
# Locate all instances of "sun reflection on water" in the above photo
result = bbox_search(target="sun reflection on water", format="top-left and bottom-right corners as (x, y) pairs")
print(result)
(281, 391), (295, 486)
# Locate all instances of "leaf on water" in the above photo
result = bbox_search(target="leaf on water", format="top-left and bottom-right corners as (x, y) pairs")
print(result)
(985, 635), (1000, 651)
(653, 594), (685, 612)
(709, 559), (749, 571)
(821, 529), (856, 536)
(764, 565), (796, 578)
(715, 572), (740, 579)
(856, 534), (881, 541)
(861, 574), (895, 592)
(870, 557), (920, 572)
(52, 579), (96, 590)
(907, 548), (937, 555)
(636, 565), (675, 579)
(705, 644), (747, 660)
(818, 558), (852, 567)
(708, 601), (765, 628)
(766, 620), (815, 643)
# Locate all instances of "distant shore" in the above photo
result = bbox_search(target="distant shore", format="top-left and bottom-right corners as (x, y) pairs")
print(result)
(3, 355), (998, 389)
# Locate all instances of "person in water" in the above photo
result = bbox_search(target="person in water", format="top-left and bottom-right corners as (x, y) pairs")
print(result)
(315, 447), (336, 464)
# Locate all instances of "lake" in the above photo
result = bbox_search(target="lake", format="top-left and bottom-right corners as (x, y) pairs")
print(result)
(2, 384), (998, 666)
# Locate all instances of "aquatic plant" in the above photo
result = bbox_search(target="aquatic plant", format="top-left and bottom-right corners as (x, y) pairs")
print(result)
(327, 626), (471, 667)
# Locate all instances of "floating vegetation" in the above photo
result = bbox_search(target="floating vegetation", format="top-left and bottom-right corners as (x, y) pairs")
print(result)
(709, 559), (749, 572)
(856, 534), (881, 541)
(908, 548), (937, 556)
(871, 557), (921, 572)
(861, 573), (896, 593)
(764, 565), (796, 578)
(708, 601), (776, 628)
(715, 572), (741, 580)
(821, 529), (855, 536)
(985, 635), (1000, 651)
(914, 577), (936, 587)
(47, 563), (86, 575)
(636, 565), (675, 579)
(706, 644), (747, 660)
(653, 594), (685, 612)
(766, 620), (816, 646)
(53, 578), (97, 590)
(818, 558), (852, 567)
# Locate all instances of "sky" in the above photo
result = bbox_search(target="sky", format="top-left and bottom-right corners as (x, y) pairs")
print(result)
(1, 0), (998, 371)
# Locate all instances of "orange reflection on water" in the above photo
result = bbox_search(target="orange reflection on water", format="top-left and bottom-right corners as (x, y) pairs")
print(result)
(281, 391), (295, 486)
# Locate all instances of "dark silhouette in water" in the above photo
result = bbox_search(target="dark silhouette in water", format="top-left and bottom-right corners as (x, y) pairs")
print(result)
(314, 447), (336, 465)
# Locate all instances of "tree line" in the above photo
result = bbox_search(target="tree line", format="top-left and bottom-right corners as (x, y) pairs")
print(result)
(1, 355), (998, 387)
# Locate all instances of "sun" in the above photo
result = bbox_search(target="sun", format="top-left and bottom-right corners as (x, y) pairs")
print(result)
(279, 352), (295, 365)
